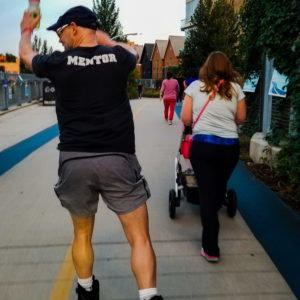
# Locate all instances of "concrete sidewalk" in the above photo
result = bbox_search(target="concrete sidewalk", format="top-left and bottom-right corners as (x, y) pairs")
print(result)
(0, 100), (296, 300)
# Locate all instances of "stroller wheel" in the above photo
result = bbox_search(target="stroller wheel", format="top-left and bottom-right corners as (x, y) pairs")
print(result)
(226, 189), (237, 218)
(169, 189), (176, 219)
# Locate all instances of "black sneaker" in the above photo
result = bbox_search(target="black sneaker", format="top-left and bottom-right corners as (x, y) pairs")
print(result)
(150, 296), (164, 300)
(76, 276), (99, 300)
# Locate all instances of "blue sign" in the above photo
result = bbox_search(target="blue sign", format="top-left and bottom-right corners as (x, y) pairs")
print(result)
(3, 79), (8, 88)
(243, 74), (259, 93)
(268, 69), (289, 98)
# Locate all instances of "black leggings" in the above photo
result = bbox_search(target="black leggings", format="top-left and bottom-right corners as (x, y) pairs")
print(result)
(189, 140), (239, 257)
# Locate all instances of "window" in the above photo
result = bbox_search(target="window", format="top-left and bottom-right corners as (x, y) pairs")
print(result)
(186, 0), (199, 23)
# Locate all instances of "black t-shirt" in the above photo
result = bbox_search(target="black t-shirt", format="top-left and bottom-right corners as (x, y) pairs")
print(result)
(32, 45), (136, 154)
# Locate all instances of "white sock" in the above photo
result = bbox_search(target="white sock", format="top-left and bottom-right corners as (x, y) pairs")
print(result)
(139, 288), (157, 300)
(78, 275), (93, 292)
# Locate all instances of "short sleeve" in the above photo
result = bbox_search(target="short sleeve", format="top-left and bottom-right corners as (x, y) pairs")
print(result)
(233, 83), (245, 101)
(184, 80), (199, 98)
(32, 54), (52, 78)
(32, 51), (64, 79)
(112, 45), (136, 74)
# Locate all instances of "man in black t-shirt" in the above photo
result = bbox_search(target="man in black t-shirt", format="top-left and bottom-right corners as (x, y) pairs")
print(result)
(19, 6), (163, 300)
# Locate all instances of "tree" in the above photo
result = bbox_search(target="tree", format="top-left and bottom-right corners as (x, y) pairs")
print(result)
(5, 53), (17, 62)
(41, 40), (48, 55)
(127, 68), (139, 99)
(179, 0), (240, 78)
(21, 35), (53, 73)
(238, 0), (300, 199)
(238, 0), (266, 79)
(92, 0), (124, 40)
(32, 35), (42, 53)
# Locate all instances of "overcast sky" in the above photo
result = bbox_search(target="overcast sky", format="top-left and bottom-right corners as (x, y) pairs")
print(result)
(0, 0), (186, 56)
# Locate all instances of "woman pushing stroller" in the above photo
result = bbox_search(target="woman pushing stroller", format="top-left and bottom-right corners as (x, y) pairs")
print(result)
(181, 51), (246, 262)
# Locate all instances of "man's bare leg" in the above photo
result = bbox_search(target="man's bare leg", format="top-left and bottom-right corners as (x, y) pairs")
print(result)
(118, 203), (156, 289)
(70, 214), (95, 278)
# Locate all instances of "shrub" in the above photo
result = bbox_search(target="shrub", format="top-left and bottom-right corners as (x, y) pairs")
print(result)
(142, 88), (160, 98)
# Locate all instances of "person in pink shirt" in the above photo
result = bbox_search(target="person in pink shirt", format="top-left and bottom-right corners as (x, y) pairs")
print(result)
(160, 72), (179, 125)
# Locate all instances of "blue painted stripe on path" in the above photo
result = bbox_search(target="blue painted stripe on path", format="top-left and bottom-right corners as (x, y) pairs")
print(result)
(0, 124), (59, 175)
(175, 105), (300, 298)
(228, 163), (300, 298)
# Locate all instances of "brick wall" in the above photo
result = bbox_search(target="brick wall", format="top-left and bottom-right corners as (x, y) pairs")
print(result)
(152, 46), (164, 79)
(164, 42), (180, 68)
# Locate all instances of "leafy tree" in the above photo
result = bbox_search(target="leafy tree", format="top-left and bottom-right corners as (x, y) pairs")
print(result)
(238, 0), (266, 78)
(179, 0), (240, 78)
(32, 35), (42, 53)
(92, 0), (124, 40)
(5, 53), (17, 62)
(238, 0), (266, 137)
(21, 35), (53, 73)
(238, 0), (300, 198)
(259, 0), (300, 197)
(41, 40), (48, 55)
(127, 68), (139, 99)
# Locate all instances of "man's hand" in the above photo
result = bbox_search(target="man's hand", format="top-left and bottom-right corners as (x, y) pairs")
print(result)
(20, 11), (40, 34)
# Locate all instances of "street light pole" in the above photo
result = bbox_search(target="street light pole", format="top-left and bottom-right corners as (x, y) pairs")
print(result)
(112, 33), (141, 40)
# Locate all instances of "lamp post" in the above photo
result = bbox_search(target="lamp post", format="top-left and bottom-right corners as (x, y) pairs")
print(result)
(112, 33), (141, 40)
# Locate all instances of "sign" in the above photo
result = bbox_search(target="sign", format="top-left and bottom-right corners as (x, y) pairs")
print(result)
(243, 74), (259, 93)
(42, 81), (56, 104)
(268, 69), (289, 98)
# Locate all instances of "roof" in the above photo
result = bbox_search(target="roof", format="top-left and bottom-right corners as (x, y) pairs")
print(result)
(140, 43), (154, 63)
(151, 40), (168, 60)
(134, 45), (143, 63)
(168, 35), (185, 57)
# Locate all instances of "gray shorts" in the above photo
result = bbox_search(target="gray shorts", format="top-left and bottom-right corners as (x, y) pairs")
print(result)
(54, 151), (151, 217)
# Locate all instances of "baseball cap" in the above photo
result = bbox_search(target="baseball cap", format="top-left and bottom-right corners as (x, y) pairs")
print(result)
(47, 6), (99, 31)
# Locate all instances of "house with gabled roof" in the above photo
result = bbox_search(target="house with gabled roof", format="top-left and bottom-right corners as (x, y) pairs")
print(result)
(164, 36), (185, 70)
(134, 44), (144, 78)
(151, 40), (168, 79)
(140, 43), (154, 79)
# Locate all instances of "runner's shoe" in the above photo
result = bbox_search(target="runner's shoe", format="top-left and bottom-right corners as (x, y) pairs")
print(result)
(149, 296), (164, 300)
(200, 248), (219, 262)
(76, 276), (99, 300)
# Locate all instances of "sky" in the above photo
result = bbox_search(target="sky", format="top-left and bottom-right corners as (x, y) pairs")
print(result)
(0, 0), (186, 56)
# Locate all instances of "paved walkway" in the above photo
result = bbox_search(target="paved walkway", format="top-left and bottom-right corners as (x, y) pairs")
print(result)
(0, 100), (297, 300)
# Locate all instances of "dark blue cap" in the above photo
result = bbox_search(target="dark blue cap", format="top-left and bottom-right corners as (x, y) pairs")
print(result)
(47, 6), (99, 31)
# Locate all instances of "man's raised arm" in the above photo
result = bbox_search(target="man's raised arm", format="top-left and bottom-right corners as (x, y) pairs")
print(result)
(19, 11), (41, 70)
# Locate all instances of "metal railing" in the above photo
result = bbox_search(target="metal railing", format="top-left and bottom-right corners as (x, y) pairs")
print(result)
(0, 72), (44, 111)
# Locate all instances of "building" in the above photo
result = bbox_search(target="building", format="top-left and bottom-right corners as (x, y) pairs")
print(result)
(140, 43), (154, 79)
(151, 40), (168, 80)
(181, 0), (243, 32)
(0, 59), (20, 74)
(164, 36), (185, 70)
(134, 44), (143, 78)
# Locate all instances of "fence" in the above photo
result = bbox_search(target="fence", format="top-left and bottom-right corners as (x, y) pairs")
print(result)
(141, 79), (162, 90)
(0, 72), (44, 111)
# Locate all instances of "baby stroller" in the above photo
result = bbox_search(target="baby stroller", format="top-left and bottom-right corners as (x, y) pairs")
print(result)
(168, 126), (238, 219)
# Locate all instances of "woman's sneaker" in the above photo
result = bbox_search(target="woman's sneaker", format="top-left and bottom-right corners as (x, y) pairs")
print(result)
(168, 120), (172, 125)
(200, 248), (219, 262)
(76, 276), (99, 300)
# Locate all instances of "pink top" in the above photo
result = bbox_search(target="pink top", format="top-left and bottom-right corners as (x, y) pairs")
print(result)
(160, 78), (179, 100)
